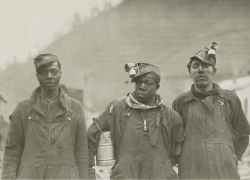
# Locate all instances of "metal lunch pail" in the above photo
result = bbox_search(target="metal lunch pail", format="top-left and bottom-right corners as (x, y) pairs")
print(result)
(96, 131), (115, 166)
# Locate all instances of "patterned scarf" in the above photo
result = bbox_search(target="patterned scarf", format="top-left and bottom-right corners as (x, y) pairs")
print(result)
(124, 92), (163, 110)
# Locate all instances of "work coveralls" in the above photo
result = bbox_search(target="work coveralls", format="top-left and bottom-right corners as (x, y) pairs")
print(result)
(1, 87), (89, 179)
(173, 84), (250, 179)
(88, 97), (185, 179)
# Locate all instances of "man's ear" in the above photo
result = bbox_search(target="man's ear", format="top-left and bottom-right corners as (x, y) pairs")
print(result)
(156, 84), (160, 90)
(213, 67), (217, 75)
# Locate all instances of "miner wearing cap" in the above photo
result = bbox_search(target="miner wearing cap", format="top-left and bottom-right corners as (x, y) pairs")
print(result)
(88, 63), (185, 179)
(172, 42), (250, 179)
(1, 53), (89, 179)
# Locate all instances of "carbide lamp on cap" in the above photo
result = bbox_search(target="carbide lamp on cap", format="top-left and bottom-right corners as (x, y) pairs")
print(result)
(125, 63), (138, 78)
(208, 42), (219, 56)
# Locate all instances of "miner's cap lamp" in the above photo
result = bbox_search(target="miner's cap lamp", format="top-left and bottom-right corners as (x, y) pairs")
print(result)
(125, 63), (138, 78)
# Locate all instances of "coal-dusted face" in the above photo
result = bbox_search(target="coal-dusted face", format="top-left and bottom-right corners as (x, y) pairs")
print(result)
(189, 59), (215, 90)
(36, 61), (62, 92)
(134, 73), (160, 105)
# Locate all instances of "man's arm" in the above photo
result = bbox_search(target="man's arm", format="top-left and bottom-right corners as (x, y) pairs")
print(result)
(75, 103), (89, 180)
(1, 104), (24, 179)
(230, 93), (250, 161)
(172, 100), (179, 114)
(234, 136), (249, 161)
(170, 110), (185, 166)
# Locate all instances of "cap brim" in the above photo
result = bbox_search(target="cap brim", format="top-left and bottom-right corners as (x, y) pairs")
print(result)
(190, 55), (213, 65)
(36, 60), (57, 69)
(131, 71), (149, 82)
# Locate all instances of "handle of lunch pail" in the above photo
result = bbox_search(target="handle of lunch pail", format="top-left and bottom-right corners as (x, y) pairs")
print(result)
(93, 118), (108, 141)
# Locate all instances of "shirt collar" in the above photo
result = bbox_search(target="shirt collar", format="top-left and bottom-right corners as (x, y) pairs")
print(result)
(184, 83), (225, 102)
(29, 86), (72, 115)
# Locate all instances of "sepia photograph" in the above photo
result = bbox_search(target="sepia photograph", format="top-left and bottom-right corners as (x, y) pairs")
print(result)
(0, 0), (250, 179)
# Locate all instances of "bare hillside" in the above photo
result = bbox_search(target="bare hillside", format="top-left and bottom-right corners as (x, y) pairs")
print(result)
(0, 0), (250, 118)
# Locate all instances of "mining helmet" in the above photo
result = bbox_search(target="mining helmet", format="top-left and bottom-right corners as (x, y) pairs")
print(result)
(189, 42), (219, 67)
(125, 63), (161, 84)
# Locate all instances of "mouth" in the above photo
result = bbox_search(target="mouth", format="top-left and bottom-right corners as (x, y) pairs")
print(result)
(137, 93), (146, 98)
(197, 76), (206, 79)
(45, 83), (54, 86)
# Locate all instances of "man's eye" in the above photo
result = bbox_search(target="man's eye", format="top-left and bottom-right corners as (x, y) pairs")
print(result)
(51, 70), (59, 75)
(39, 71), (47, 76)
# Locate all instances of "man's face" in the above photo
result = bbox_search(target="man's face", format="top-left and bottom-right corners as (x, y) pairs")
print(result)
(36, 61), (62, 92)
(135, 73), (159, 105)
(190, 59), (215, 89)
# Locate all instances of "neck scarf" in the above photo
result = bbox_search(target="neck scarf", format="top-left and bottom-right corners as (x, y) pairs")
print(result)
(191, 83), (220, 100)
(124, 92), (163, 110)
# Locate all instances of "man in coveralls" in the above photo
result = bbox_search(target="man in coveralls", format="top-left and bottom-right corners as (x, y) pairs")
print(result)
(172, 42), (250, 179)
(1, 54), (89, 179)
(88, 63), (185, 180)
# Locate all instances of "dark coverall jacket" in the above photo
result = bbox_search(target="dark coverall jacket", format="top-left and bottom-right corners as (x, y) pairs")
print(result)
(88, 98), (185, 180)
(1, 87), (89, 179)
(172, 84), (250, 179)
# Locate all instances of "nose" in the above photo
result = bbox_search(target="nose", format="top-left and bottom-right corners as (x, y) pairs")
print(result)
(198, 65), (204, 72)
(139, 82), (146, 90)
(46, 71), (53, 78)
